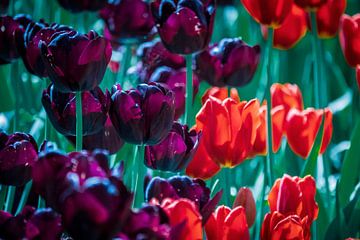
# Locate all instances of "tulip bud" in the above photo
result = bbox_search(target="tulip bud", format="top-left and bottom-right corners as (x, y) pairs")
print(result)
(233, 187), (256, 227)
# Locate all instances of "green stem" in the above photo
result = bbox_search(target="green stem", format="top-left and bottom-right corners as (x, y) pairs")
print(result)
(310, 12), (321, 109)
(118, 45), (132, 86)
(37, 196), (45, 209)
(0, 185), (8, 210)
(133, 145), (146, 208)
(256, 160), (267, 240)
(4, 186), (16, 213)
(185, 54), (193, 125)
(12, 62), (19, 133)
(76, 92), (83, 151)
(15, 181), (32, 215)
(221, 168), (231, 206)
(265, 28), (274, 185)
(44, 79), (51, 141)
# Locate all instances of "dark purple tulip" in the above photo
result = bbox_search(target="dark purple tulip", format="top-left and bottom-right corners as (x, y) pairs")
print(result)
(149, 66), (199, 119)
(56, 0), (107, 12)
(0, 132), (38, 186)
(0, 16), (21, 64)
(118, 205), (171, 239)
(100, 0), (155, 44)
(151, 0), (216, 54)
(145, 122), (200, 172)
(0, 206), (62, 240)
(145, 176), (222, 224)
(136, 39), (185, 82)
(195, 38), (261, 87)
(0, 0), (9, 14)
(15, 21), (73, 77)
(42, 84), (110, 136)
(67, 117), (124, 154)
(110, 83), (175, 145)
(40, 30), (112, 92)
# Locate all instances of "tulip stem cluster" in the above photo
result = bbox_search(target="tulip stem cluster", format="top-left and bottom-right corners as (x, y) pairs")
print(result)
(310, 12), (321, 109)
(75, 91), (83, 151)
(185, 54), (193, 125)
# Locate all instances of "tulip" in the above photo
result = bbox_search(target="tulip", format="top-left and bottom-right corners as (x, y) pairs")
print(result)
(233, 187), (256, 227)
(100, 0), (155, 44)
(40, 30), (112, 92)
(271, 83), (304, 112)
(149, 67), (199, 119)
(0, 206), (62, 240)
(145, 176), (222, 224)
(42, 84), (110, 136)
(0, 0), (9, 14)
(339, 14), (360, 67)
(0, 16), (21, 64)
(137, 39), (185, 82)
(110, 83), (175, 145)
(16, 21), (73, 77)
(261, 211), (310, 240)
(285, 108), (333, 158)
(316, 0), (346, 38)
(201, 87), (240, 104)
(263, 4), (308, 50)
(195, 38), (261, 87)
(67, 117), (124, 154)
(145, 122), (200, 172)
(0, 132), (38, 186)
(56, 0), (107, 12)
(294, 0), (327, 11)
(205, 205), (250, 240)
(160, 198), (203, 240)
(118, 205), (171, 239)
(151, 0), (216, 54)
(241, 0), (293, 28)
(268, 175), (318, 224)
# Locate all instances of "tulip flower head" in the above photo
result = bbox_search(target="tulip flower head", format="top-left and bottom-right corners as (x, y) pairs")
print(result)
(233, 187), (257, 227)
(195, 38), (261, 87)
(340, 14), (360, 67)
(110, 83), (175, 145)
(316, 0), (346, 38)
(0, 131), (38, 186)
(151, 0), (216, 54)
(0, 16), (21, 64)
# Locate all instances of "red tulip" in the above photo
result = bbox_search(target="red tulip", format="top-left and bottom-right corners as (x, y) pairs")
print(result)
(205, 206), (250, 240)
(340, 14), (360, 67)
(241, 0), (293, 28)
(264, 4), (308, 50)
(285, 108), (333, 158)
(161, 198), (203, 240)
(233, 187), (256, 227)
(294, 0), (327, 11)
(201, 87), (240, 104)
(316, 0), (346, 38)
(268, 175), (318, 223)
(271, 83), (304, 112)
(261, 211), (310, 240)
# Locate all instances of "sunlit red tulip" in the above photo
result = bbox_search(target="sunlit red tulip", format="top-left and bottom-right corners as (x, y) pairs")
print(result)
(241, 0), (293, 28)
(0, 207), (62, 240)
(0, 131), (38, 186)
(233, 187), (256, 227)
(40, 30), (112, 92)
(261, 211), (310, 240)
(205, 206), (250, 240)
(195, 38), (260, 87)
(16, 21), (72, 77)
(161, 198), (203, 240)
(137, 39), (185, 82)
(201, 87), (240, 104)
(149, 67), (199, 119)
(294, 0), (327, 11)
(316, 0), (346, 38)
(56, 0), (107, 12)
(100, 0), (155, 44)
(268, 175), (318, 223)
(271, 83), (304, 112)
(145, 122), (200, 172)
(145, 176), (222, 224)
(110, 83), (175, 145)
(0, 16), (21, 64)
(339, 14), (360, 67)
(151, 0), (216, 54)
(263, 4), (308, 50)
(285, 108), (333, 158)
(42, 85), (110, 136)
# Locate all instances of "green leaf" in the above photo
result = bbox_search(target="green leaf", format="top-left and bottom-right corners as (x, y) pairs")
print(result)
(316, 192), (330, 240)
(338, 119), (360, 208)
(0, 66), (14, 112)
(301, 113), (325, 177)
